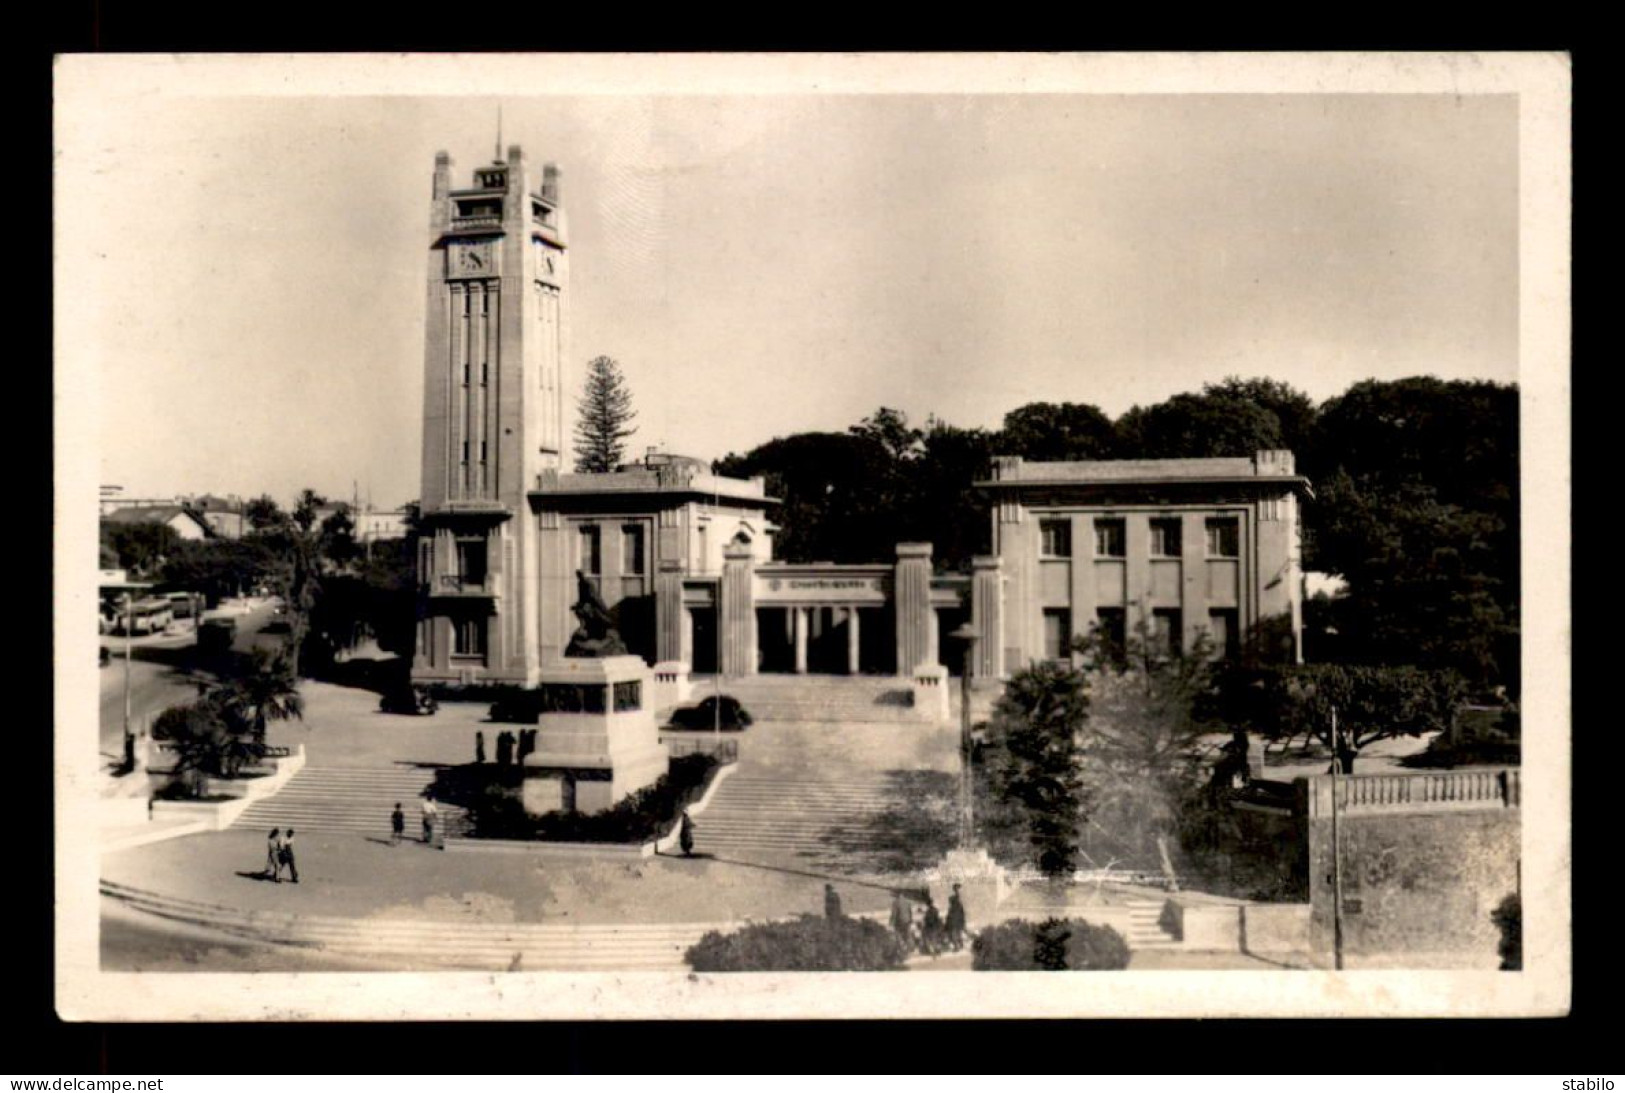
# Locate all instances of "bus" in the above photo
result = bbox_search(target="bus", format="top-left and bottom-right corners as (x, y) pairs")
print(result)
(117, 597), (174, 636)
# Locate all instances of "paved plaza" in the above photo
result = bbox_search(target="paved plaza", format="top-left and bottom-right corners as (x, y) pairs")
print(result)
(100, 645), (1428, 972)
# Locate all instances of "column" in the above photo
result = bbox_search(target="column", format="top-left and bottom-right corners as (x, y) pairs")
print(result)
(971, 556), (1004, 680)
(655, 559), (684, 663)
(847, 607), (861, 675)
(719, 543), (756, 678)
(1181, 512), (1208, 657)
(793, 606), (808, 674)
(894, 542), (934, 676)
(1125, 514), (1151, 636)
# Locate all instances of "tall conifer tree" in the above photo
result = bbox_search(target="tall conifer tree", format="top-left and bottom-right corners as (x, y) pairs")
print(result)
(573, 355), (638, 473)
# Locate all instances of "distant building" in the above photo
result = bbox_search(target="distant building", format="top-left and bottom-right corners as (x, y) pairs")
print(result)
(355, 508), (412, 544)
(101, 505), (213, 542)
(976, 451), (1314, 672)
(409, 143), (1309, 687)
(182, 494), (247, 540)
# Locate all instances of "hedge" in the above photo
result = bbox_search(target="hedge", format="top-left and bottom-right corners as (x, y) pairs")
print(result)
(971, 918), (1131, 970)
(685, 914), (908, 972)
(461, 753), (721, 844)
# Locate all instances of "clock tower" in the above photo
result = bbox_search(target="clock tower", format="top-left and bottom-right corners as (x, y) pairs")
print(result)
(413, 144), (568, 685)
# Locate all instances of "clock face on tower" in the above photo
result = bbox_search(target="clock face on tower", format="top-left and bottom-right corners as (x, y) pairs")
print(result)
(534, 239), (560, 281)
(450, 241), (494, 278)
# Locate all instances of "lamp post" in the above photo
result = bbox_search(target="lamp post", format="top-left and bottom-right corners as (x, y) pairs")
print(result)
(1329, 704), (1345, 971)
(950, 622), (979, 850)
(122, 591), (135, 773)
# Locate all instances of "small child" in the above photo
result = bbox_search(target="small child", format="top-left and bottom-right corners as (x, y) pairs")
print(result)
(391, 802), (405, 845)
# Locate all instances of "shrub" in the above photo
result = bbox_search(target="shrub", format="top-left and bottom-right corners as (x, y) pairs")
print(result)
(460, 753), (721, 843)
(971, 918), (1131, 971)
(1491, 893), (1521, 971)
(685, 914), (908, 972)
(665, 696), (753, 732)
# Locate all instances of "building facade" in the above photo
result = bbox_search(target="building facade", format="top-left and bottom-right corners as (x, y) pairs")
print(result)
(412, 146), (1309, 688)
(978, 452), (1312, 673)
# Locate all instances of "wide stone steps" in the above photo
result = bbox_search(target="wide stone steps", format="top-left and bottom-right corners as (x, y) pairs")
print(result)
(706, 677), (927, 724)
(690, 772), (954, 870)
(101, 880), (716, 970)
(234, 767), (469, 837)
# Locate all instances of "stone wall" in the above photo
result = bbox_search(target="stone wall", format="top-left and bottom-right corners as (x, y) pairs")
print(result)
(1304, 771), (1519, 964)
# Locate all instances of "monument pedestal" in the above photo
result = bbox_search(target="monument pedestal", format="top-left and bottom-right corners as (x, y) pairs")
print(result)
(930, 846), (1011, 931)
(520, 655), (670, 816)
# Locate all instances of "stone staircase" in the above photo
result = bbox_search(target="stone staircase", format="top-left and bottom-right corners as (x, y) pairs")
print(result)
(693, 772), (957, 874)
(233, 766), (469, 839)
(101, 880), (714, 971)
(703, 675), (924, 724)
(995, 889), (1181, 951)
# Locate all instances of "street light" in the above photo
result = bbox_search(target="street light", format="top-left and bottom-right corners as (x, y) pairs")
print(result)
(950, 621), (979, 851)
(122, 591), (134, 773)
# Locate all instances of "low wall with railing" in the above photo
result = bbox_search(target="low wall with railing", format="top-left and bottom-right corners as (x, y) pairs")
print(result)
(1303, 767), (1519, 817)
(1303, 767), (1519, 964)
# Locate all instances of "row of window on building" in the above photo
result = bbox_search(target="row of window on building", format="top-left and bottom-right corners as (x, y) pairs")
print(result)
(1039, 516), (1240, 560)
(1041, 606), (1239, 662)
(578, 524), (645, 577)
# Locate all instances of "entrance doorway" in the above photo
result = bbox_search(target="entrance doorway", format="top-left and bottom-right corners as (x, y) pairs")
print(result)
(688, 606), (718, 674)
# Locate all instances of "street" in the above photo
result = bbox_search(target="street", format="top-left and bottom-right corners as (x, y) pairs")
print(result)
(98, 598), (281, 766)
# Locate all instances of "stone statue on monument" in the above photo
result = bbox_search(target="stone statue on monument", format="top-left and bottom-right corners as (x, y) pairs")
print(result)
(565, 569), (628, 658)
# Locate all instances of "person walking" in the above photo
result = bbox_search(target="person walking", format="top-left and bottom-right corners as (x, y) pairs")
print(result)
(824, 883), (843, 921)
(390, 802), (405, 846)
(945, 884), (968, 951)
(920, 894), (944, 956)
(475, 730), (486, 765)
(889, 890), (913, 950)
(280, 829), (299, 884)
(678, 810), (695, 858)
(265, 828), (283, 882)
(422, 795), (439, 846)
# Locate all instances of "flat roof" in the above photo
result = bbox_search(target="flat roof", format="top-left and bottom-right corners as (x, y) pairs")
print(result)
(533, 467), (776, 505)
(976, 453), (1313, 496)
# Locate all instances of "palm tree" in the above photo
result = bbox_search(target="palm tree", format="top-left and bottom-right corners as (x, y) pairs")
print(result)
(206, 650), (305, 748)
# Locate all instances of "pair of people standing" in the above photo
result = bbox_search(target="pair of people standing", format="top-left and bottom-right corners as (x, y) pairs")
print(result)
(388, 798), (440, 846)
(889, 885), (967, 955)
(263, 828), (299, 884)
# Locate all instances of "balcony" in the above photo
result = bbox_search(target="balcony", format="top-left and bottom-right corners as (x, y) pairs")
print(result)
(430, 574), (496, 599)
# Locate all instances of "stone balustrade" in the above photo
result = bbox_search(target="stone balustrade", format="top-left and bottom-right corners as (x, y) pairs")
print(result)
(1303, 767), (1519, 818)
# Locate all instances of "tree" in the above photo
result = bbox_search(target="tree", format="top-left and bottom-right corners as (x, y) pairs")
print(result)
(1223, 662), (1467, 773)
(902, 419), (998, 568)
(1115, 389), (1287, 460)
(101, 521), (181, 578)
(1071, 625), (1220, 883)
(1000, 402), (1117, 462)
(573, 355), (637, 473)
(160, 538), (279, 606)
(714, 431), (898, 563)
(203, 649), (305, 746)
(1307, 378), (1519, 691)
(154, 700), (253, 789)
(977, 661), (1090, 879)
(1202, 377), (1318, 460)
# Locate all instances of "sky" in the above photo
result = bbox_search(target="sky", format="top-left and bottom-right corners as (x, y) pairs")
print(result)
(63, 66), (1520, 511)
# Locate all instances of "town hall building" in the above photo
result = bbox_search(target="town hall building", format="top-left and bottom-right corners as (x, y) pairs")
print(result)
(411, 145), (1310, 689)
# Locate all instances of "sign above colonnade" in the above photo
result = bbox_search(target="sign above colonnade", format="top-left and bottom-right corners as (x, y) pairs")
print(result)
(754, 566), (892, 605)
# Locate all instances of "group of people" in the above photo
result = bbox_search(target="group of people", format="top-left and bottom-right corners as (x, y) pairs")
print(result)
(818, 882), (970, 957)
(262, 828), (299, 883)
(391, 797), (439, 846)
(888, 884), (968, 956)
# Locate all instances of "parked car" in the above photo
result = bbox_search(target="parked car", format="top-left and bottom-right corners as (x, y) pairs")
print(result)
(379, 683), (438, 716)
(489, 692), (543, 724)
(196, 616), (237, 654)
(665, 695), (752, 732)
